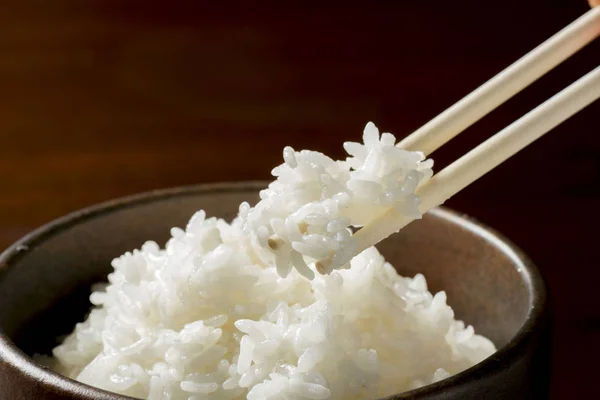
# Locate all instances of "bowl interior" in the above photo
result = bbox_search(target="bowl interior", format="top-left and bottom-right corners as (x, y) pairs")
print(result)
(0, 183), (530, 379)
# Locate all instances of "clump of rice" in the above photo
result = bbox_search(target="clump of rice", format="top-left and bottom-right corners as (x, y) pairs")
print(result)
(242, 122), (433, 276)
(52, 123), (495, 399)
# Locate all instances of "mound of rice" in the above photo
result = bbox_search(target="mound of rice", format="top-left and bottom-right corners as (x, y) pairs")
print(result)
(52, 123), (495, 399)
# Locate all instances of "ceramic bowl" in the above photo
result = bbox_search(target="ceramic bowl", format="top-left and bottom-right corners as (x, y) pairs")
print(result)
(0, 182), (551, 399)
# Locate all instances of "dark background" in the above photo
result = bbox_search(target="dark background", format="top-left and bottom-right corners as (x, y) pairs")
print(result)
(0, 0), (598, 398)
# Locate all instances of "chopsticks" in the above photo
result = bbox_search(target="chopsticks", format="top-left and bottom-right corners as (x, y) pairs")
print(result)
(398, 7), (600, 156)
(320, 8), (600, 270)
(348, 66), (600, 262)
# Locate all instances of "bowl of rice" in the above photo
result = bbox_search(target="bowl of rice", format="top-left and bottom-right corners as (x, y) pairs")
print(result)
(0, 126), (551, 399)
(0, 182), (550, 400)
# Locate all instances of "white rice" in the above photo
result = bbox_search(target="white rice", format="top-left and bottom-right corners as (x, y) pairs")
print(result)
(51, 123), (495, 399)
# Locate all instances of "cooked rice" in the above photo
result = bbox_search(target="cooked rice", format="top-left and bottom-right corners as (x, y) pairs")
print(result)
(51, 123), (495, 399)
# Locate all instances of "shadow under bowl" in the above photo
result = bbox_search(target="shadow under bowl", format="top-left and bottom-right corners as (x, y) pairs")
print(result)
(0, 182), (551, 399)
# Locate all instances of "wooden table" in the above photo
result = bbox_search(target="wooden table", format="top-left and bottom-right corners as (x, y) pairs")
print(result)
(0, 1), (598, 398)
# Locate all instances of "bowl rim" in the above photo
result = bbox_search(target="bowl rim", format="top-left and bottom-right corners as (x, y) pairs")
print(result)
(0, 181), (548, 399)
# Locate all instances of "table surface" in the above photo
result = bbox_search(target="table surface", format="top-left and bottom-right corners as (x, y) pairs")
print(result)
(0, 1), (598, 398)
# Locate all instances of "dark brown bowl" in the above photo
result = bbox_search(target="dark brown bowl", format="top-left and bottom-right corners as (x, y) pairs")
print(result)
(0, 182), (551, 399)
